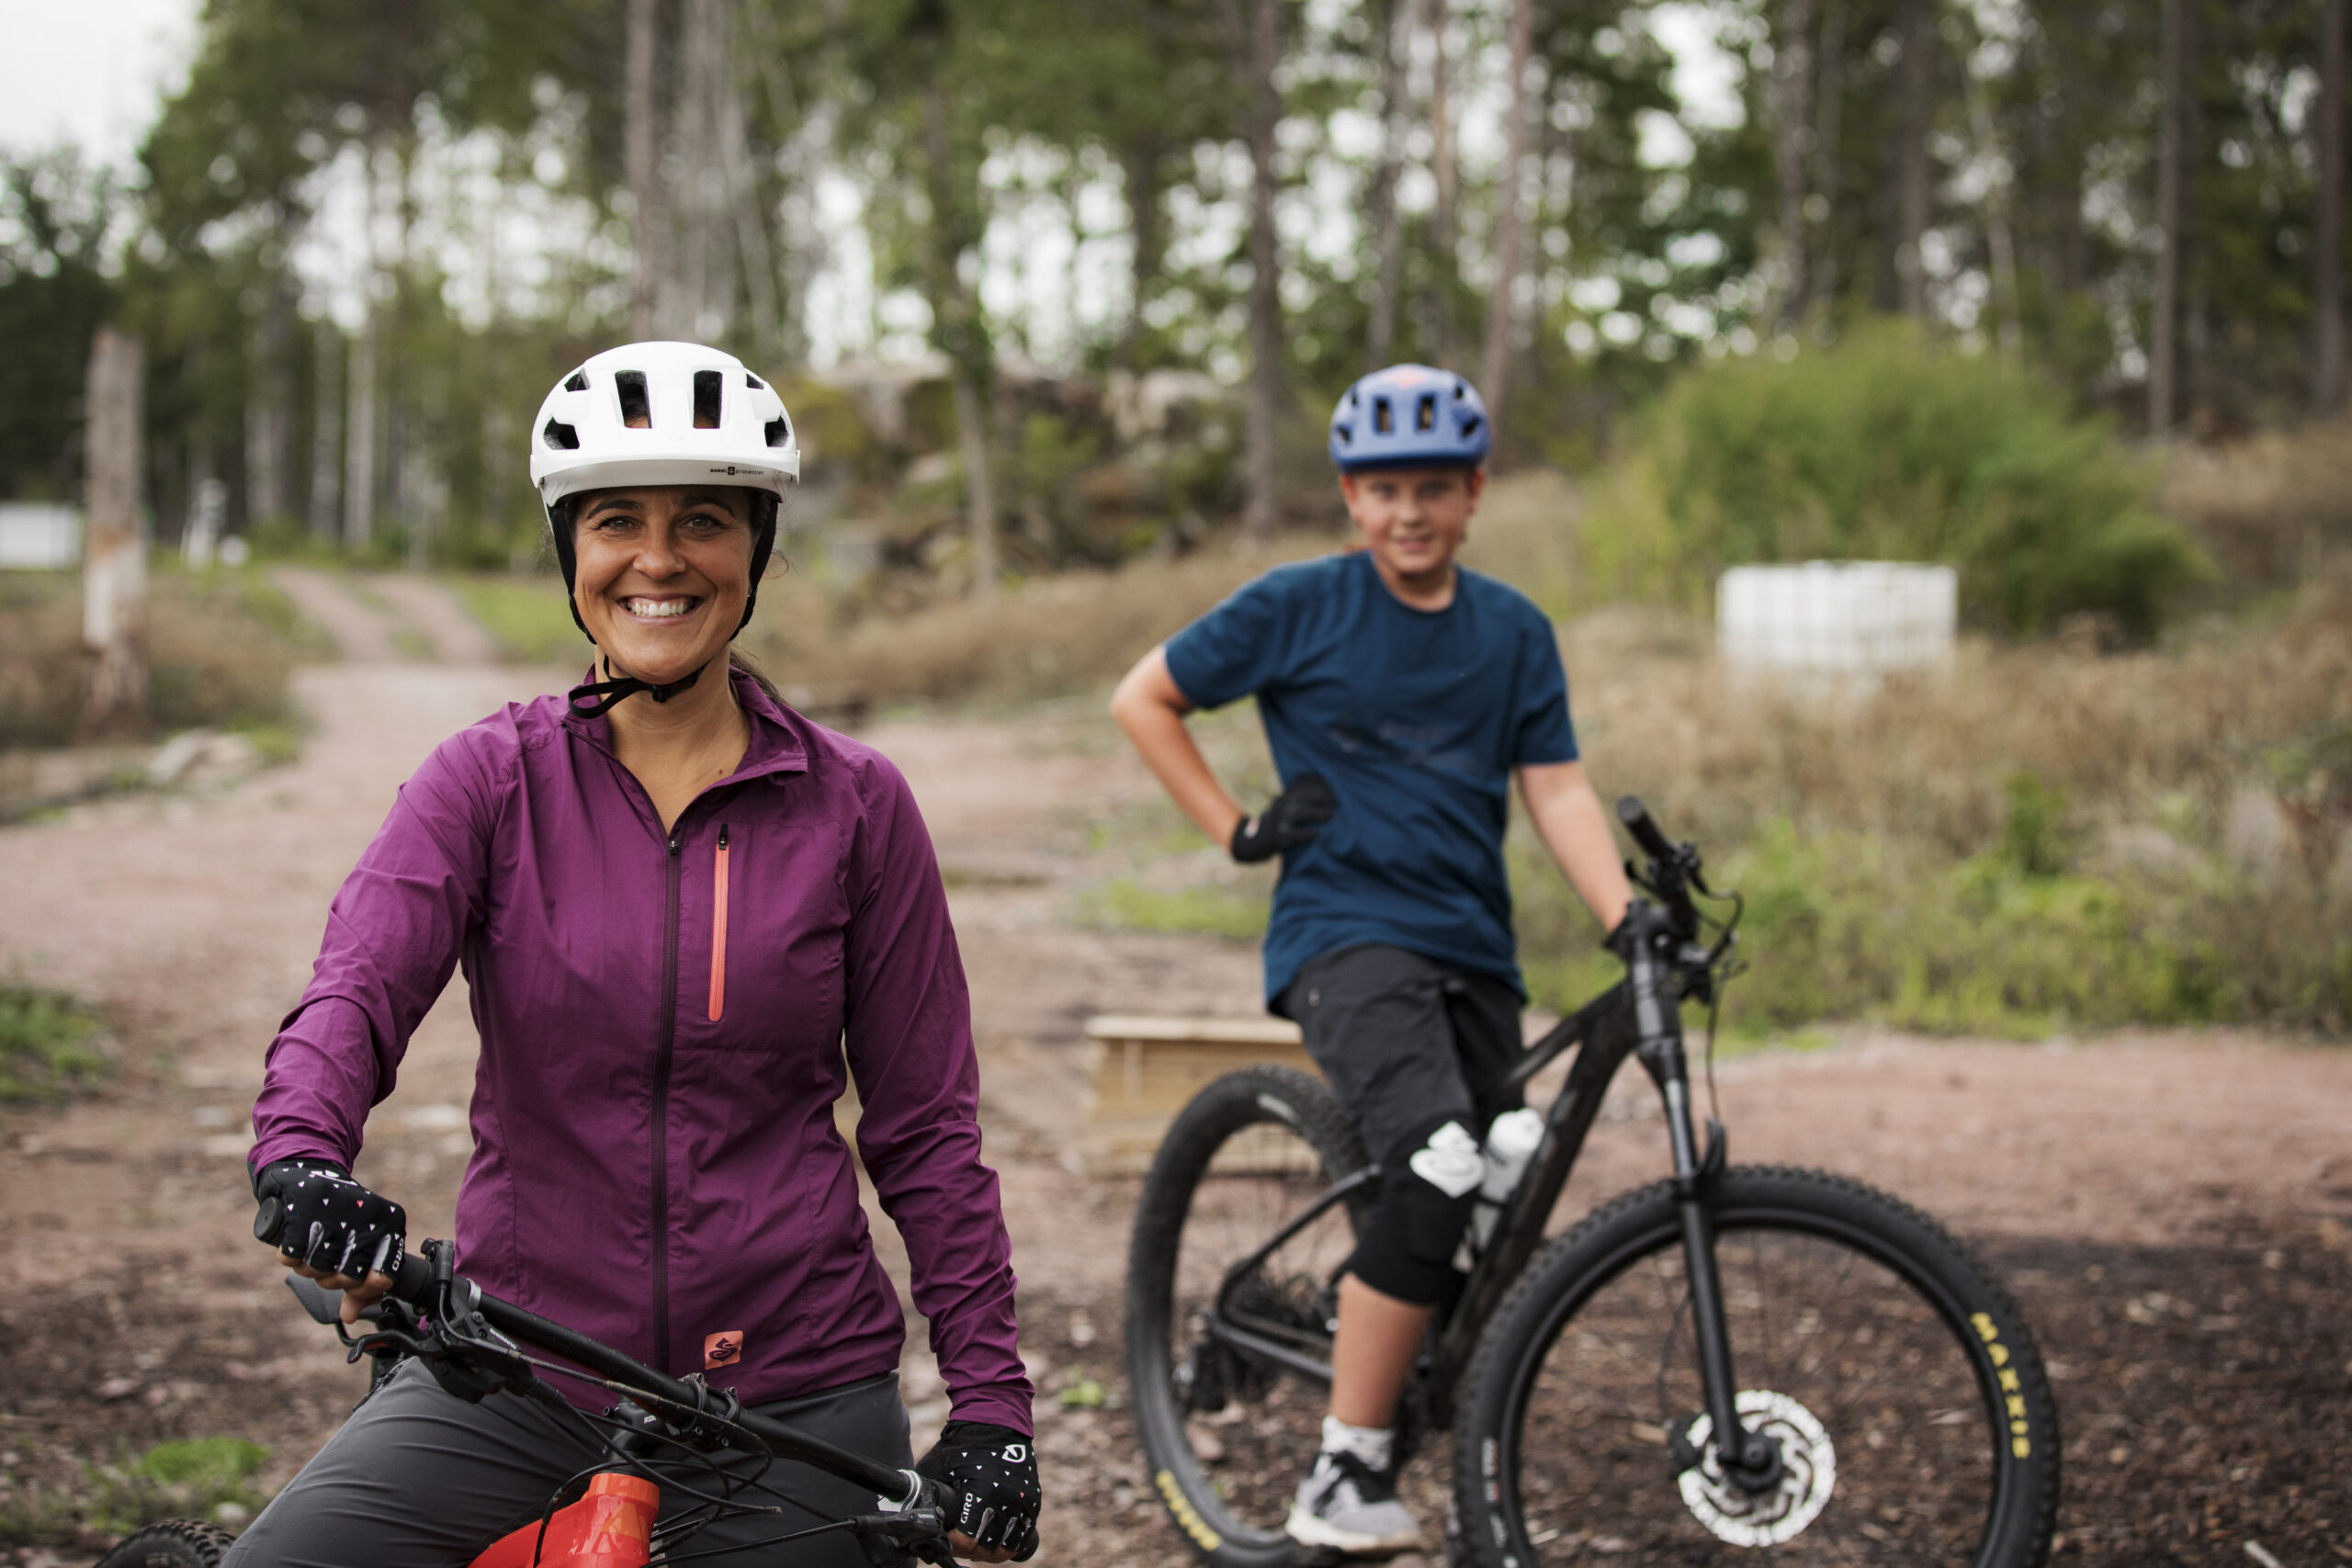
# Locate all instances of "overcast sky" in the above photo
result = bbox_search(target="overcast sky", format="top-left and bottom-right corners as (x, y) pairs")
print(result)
(0, 0), (199, 168)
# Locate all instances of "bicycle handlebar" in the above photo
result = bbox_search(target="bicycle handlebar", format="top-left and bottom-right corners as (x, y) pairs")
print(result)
(1615, 795), (1677, 863)
(368, 1246), (922, 1507)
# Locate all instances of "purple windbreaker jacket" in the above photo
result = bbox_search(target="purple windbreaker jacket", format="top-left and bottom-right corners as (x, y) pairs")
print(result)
(250, 668), (1032, 1434)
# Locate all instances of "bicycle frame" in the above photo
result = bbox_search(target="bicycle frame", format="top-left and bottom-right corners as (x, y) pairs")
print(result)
(1199, 913), (1773, 1482)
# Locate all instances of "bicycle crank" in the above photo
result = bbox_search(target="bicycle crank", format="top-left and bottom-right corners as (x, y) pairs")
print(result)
(1669, 1391), (1836, 1547)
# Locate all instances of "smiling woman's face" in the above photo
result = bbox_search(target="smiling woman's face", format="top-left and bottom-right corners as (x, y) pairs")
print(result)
(571, 486), (757, 684)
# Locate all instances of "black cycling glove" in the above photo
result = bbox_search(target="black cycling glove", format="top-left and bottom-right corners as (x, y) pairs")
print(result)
(1230, 774), (1338, 864)
(252, 1157), (407, 1282)
(915, 1420), (1040, 1561)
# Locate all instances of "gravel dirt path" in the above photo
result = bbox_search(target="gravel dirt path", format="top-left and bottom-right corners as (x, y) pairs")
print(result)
(2, 585), (2346, 1565)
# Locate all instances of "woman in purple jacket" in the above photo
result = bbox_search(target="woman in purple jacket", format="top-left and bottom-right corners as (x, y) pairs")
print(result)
(226, 343), (1038, 1568)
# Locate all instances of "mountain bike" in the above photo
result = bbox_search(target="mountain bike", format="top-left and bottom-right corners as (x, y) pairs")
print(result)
(95, 1240), (963, 1568)
(1125, 799), (2061, 1567)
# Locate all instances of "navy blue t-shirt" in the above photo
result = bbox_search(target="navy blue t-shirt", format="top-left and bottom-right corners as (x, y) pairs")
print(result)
(1164, 550), (1577, 1004)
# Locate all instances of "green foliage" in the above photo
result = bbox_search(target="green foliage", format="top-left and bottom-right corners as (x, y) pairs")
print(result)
(0, 151), (119, 502)
(448, 574), (582, 664)
(1077, 880), (1268, 942)
(1580, 324), (2209, 637)
(86, 1438), (270, 1535)
(0, 986), (110, 1103)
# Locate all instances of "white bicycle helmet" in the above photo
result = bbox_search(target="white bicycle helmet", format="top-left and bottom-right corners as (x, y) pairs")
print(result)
(530, 340), (800, 503)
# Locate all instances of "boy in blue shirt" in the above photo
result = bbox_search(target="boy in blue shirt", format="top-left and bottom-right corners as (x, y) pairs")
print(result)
(1111, 365), (1632, 1553)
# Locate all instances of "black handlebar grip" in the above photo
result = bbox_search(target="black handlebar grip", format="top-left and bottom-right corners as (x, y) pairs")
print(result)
(1617, 796), (1676, 861)
(389, 1249), (436, 1305)
(253, 1195), (285, 1247)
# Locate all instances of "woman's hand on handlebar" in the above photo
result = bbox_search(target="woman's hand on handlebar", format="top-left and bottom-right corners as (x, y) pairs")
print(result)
(252, 1156), (408, 1323)
(280, 1256), (396, 1324)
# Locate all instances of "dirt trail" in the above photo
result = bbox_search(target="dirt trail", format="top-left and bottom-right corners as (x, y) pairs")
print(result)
(2, 592), (2348, 1564)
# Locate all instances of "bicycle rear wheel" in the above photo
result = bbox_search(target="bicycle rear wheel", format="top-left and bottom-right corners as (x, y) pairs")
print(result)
(1453, 1166), (2059, 1568)
(1124, 1066), (1369, 1568)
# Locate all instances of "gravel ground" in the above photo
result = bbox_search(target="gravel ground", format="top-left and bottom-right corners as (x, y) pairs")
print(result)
(2, 578), (2347, 1566)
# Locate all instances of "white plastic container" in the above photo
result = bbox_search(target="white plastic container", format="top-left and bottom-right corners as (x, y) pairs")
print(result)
(1454, 1107), (1546, 1269)
(1716, 561), (1958, 682)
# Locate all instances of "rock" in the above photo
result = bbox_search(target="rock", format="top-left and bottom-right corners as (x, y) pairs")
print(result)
(96, 1377), (140, 1400)
(147, 730), (216, 787)
(1183, 1420), (1225, 1464)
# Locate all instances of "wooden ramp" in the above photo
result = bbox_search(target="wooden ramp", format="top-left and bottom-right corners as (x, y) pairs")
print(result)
(1080, 1014), (1320, 1175)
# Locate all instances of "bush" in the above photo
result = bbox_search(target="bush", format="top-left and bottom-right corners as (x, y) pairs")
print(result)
(1574, 322), (2209, 638)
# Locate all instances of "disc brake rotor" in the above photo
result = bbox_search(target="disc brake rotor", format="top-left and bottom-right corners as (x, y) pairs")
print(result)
(1675, 1391), (1837, 1547)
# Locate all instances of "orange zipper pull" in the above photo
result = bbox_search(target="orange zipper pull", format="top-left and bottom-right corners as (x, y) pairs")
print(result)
(707, 824), (729, 1022)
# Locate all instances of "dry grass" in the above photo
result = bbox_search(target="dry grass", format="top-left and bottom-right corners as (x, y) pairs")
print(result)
(740, 536), (1339, 705)
(2163, 416), (2352, 586)
(0, 568), (305, 748)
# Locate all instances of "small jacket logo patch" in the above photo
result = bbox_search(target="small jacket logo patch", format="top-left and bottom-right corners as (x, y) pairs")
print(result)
(705, 1331), (745, 1370)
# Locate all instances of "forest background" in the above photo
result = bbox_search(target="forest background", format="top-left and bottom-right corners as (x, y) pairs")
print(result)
(2, 0), (2350, 1039)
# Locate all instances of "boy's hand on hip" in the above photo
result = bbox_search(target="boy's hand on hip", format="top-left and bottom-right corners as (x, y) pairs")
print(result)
(1231, 774), (1338, 863)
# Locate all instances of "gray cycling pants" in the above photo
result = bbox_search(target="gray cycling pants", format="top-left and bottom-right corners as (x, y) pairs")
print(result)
(221, 1359), (912, 1568)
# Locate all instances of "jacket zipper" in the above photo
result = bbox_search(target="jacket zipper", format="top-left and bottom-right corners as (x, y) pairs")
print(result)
(653, 829), (681, 1370)
(707, 824), (729, 1021)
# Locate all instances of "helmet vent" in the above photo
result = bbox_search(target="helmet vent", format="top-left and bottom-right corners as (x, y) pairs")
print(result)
(1373, 396), (1394, 434)
(563, 370), (589, 392)
(764, 416), (791, 448)
(693, 369), (723, 429)
(616, 371), (652, 429)
(745, 372), (763, 389)
(541, 419), (580, 451)
(1460, 413), (1484, 439)
(1416, 394), (1437, 433)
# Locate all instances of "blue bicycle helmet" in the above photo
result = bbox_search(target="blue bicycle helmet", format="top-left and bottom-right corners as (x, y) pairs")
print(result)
(1328, 364), (1492, 472)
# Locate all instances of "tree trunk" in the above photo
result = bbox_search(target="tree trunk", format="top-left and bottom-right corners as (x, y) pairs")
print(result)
(1241, 0), (1283, 540)
(1773, 0), (1815, 328)
(720, 31), (781, 367)
(2150, 0), (2184, 435)
(1121, 141), (1167, 367)
(922, 66), (999, 598)
(674, 0), (726, 342)
(2314, 0), (2346, 412)
(81, 325), (147, 739)
(1962, 54), (2021, 361)
(1893, 0), (1935, 320)
(1478, 0), (1533, 433)
(245, 281), (291, 526)
(1428, 2), (1459, 367)
(307, 317), (341, 544)
(1813, 0), (1846, 306)
(345, 306), (378, 551)
(627, 0), (666, 341)
(1364, 0), (1416, 369)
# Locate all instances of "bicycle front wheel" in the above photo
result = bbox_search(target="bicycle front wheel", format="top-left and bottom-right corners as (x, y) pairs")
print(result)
(1124, 1066), (1369, 1568)
(1453, 1166), (2059, 1568)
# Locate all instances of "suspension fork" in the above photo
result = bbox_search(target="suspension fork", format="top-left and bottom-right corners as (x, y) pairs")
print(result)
(1623, 906), (1777, 1483)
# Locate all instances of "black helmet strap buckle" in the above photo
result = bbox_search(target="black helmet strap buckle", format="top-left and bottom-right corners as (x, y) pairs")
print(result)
(567, 659), (707, 719)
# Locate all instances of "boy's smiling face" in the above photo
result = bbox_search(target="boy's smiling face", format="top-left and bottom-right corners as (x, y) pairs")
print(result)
(1339, 465), (1487, 601)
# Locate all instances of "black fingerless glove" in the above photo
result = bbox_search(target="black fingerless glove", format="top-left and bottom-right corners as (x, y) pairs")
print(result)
(252, 1157), (407, 1281)
(1230, 774), (1338, 863)
(915, 1419), (1040, 1561)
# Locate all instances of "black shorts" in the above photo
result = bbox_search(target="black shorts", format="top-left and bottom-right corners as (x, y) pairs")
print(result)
(1278, 943), (1524, 1165)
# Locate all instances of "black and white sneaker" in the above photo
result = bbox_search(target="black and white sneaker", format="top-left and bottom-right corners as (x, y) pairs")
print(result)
(1285, 1448), (1424, 1554)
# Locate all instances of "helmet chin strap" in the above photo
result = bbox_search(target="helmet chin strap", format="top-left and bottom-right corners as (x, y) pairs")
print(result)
(567, 652), (712, 718)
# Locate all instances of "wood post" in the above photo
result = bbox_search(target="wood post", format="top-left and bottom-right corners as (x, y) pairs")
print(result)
(81, 326), (148, 739)
(1240, 0), (1283, 541)
(2150, 0), (2185, 436)
(2316, 0), (2346, 412)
